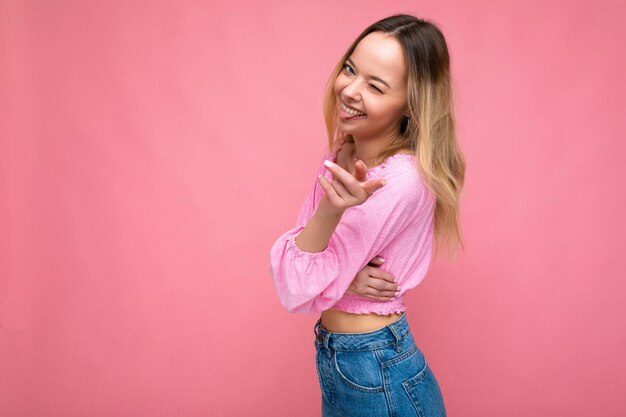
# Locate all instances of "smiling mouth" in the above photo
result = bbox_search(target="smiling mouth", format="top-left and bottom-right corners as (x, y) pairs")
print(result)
(338, 103), (367, 122)
(340, 102), (366, 117)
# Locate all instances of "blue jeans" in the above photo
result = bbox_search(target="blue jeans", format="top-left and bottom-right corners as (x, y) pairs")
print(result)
(313, 312), (446, 417)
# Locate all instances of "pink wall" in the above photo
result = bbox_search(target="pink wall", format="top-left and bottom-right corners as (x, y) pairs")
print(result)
(1, 1), (625, 416)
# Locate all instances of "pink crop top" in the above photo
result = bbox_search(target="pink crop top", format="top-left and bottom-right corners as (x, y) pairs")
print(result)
(268, 144), (436, 315)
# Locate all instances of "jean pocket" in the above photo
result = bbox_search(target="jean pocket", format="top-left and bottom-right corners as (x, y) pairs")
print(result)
(333, 349), (385, 393)
(402, 361), (447, 417)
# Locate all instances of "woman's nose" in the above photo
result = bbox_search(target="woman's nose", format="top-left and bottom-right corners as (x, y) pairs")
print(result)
(342, 79), (362, 101)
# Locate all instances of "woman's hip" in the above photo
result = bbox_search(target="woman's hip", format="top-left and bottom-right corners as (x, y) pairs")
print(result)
(313, 312), (447, 416)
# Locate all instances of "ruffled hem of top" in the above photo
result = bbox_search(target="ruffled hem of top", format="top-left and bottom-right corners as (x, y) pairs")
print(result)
(330, 293), (407, 315)
(286, 232), (331, 260)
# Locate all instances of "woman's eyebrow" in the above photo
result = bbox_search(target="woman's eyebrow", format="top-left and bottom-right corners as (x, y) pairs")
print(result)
(346, 57), (391, 88)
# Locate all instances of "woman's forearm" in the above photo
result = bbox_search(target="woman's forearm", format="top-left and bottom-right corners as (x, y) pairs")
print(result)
(294, 208), (343, 253)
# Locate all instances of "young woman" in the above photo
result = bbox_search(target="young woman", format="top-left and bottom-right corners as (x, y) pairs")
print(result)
(269, 14), (465, 417)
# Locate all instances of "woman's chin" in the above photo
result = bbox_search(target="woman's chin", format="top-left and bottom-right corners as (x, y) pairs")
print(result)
(337, 118), (368, 132)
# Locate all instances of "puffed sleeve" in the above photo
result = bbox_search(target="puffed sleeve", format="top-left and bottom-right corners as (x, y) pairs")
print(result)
(268, 159), (424, 314)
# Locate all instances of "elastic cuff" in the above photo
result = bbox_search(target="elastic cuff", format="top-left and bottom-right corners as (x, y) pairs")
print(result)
(286, 233), (332, 260)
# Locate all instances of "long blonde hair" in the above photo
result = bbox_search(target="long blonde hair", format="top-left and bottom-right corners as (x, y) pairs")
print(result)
(322, 14), (466, 259)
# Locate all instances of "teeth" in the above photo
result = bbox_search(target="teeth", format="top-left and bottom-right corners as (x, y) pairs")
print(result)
(341, 102), (365, 117)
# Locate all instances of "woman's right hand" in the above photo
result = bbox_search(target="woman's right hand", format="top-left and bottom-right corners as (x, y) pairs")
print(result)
(346, 256), (401, 301)
(317, 155), (386, 215)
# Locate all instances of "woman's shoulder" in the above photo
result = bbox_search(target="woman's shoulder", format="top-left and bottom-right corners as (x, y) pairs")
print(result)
(366, 151), (418, 181)
(369, 152), (433, 205)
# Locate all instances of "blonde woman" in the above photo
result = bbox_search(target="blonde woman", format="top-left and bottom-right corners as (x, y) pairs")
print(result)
(270, 14), (465, 417)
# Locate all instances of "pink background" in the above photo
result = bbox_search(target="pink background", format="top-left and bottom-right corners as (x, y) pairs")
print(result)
(1, 1), (625, 416)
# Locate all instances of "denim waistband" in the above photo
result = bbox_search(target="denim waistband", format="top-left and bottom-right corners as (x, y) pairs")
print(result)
(313, 311), (410, 351)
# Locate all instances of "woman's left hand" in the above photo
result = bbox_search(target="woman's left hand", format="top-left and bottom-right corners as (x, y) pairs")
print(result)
(346, 256), (401, 301)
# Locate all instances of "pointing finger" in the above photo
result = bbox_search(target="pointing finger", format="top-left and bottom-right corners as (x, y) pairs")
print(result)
(323, 159), (364, 197)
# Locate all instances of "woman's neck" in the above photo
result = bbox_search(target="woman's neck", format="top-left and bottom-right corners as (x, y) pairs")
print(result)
(353, 144), (380, 168)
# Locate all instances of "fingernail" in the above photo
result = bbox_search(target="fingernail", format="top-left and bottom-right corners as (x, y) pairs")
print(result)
(323, 159), (333, 168)
(353, 157), (357, 162)
(377, 256), (385, 262)
(396, 286), (402, 291)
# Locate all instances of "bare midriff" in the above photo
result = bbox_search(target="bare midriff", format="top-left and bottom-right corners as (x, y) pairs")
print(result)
(320, 308), (403, 333)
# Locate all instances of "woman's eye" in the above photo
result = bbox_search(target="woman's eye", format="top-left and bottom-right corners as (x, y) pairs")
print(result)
(342, 64), (382, 93)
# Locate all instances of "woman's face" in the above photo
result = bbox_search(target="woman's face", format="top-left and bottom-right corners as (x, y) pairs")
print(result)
(333, 31), (408, 139)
